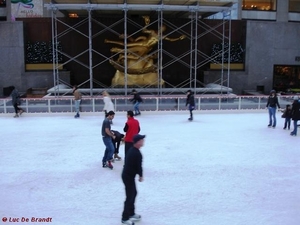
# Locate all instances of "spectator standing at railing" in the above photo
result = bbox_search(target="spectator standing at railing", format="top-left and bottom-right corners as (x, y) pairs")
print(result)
(266, 90), (281, 128)
(10, 86), (23, 118)
(73, 85), (82, 118)
(186, 90), (195, 121)
(290, 96), (300, 136)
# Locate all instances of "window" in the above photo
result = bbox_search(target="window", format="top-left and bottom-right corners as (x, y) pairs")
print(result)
(242, 0), (276, 11)
(273, 65), (300, 92)
(0, 0), (6, 7)
(289, 0), (300, 12)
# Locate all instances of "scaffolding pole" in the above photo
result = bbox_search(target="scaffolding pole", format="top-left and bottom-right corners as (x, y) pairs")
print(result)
(46, 2), (233, 96)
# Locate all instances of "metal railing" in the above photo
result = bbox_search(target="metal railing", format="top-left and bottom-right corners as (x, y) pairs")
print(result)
(0, 95), (295, 114)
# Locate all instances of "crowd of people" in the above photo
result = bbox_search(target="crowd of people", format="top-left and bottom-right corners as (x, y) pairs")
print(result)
(100, 108), (143, 225)
(266, 90), (300, 136)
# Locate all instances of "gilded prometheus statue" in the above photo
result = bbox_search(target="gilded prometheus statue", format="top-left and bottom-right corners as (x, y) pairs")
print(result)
(105, 16), (186, 87)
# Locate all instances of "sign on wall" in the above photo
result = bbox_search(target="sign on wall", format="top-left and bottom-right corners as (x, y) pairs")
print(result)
(11, 0), (43, 18)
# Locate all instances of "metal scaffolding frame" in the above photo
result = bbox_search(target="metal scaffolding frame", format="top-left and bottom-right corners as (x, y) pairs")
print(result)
(45, 2), (233, 96)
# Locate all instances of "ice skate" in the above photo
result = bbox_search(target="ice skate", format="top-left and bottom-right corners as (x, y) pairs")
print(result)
(19, 109), (24, 115)
(267, 124), (272, 128)
(129, 214), (141, 221)
(114, 153), (122, 161)
(107, 160), (113, 169)
(121, 220), (134, 225)
(13, 114), (19, 118)
(74, 113), (80, 118)
(102, 162), (107, 168)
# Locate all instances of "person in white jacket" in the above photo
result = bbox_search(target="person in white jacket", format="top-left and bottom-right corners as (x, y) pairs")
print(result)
(102, 90), (115, 118)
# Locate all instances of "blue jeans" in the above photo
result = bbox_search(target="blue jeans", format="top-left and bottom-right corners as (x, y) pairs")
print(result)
(134, 102), (140, 115)
(102, 137), (115, 163)
(291, 120), (298, 135)
(284, 118), (291, 129)
(74, 100), (81, 114)
(268, 107), (277, 127)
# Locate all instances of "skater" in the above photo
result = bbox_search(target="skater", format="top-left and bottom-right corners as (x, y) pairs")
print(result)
(290, 96), (300, 136)
(121, 134), (145, 225)
(102, 90), (114, 118)
(130, 89), (143, 116)
(72, 85), (82, 118)
(124, 111), (140, 160)
(10, 86), (23, 118)
(186, 90), (195, 121)
(111, 130), (125, 161)
(280, 104), (292, 130)
(101, 111), (116, 169)
(266, 90), (281, 128)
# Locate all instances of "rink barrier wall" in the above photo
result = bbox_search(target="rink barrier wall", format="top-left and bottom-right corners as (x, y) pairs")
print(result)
(0, 95), (296, 114)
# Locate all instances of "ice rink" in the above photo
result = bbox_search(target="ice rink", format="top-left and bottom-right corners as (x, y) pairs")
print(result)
(1, 111), (300, 225)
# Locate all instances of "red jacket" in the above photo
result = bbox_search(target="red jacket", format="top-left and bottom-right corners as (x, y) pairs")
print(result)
(123, 117), (140, 142)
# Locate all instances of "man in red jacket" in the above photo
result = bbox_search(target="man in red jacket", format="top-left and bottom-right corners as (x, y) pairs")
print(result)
(123, 110), (140, 160)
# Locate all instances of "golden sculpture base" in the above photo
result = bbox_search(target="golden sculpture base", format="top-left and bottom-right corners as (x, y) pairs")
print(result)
(112, 70), (165, 87)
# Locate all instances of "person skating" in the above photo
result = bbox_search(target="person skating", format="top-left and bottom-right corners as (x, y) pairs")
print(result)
(121, 134), (145, 225)
(102, 90), (114, 117)
(130, 89), (143, 116)
(72, 85), (82, 118)
(10, 86), (23, 118)
(111, 130), (125, 161)
(290, 96), (300, 136)
(123, 111), (140, 160)
(186, 90), (195, 121)
(280, 104), (292, 130)
(266, 90), (281, 128)
(101, 111), (116, 169)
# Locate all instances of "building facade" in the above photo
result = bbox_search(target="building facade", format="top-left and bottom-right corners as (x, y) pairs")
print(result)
(0, 0), (300, 95)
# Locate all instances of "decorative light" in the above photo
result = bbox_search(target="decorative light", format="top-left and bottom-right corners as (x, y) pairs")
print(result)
(68, 13), (79, 18)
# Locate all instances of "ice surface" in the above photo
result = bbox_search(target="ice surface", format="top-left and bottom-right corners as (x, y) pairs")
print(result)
(1, 111), (300, 225)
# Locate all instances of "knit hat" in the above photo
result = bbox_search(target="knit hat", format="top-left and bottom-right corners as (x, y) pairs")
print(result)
(133, 134), (146, 143)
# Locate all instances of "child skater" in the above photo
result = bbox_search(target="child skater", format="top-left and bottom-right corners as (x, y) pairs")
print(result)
(280, 104), (292, 130)
(186, 90), (195, 121)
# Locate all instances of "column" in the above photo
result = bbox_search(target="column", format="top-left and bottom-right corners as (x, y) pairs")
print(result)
(277, 0), (288, 22)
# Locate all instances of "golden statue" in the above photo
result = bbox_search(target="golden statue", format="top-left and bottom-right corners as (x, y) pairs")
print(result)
(105, 16), (186, 87)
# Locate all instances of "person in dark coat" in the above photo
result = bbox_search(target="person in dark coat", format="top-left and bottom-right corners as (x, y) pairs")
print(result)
(290, 96), (300, 136)
(111, 130), (125, 161)
(130, 89), (143, 116)
(266, 90), (281, 128)
(186, 90), (195, 121)
(280, 104), (292, 130)
(121, 134), (145, 225)
(10, 86), (23, 118)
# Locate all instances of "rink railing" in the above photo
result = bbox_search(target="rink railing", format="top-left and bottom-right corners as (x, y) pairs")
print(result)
(0, 95), (296, 114)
